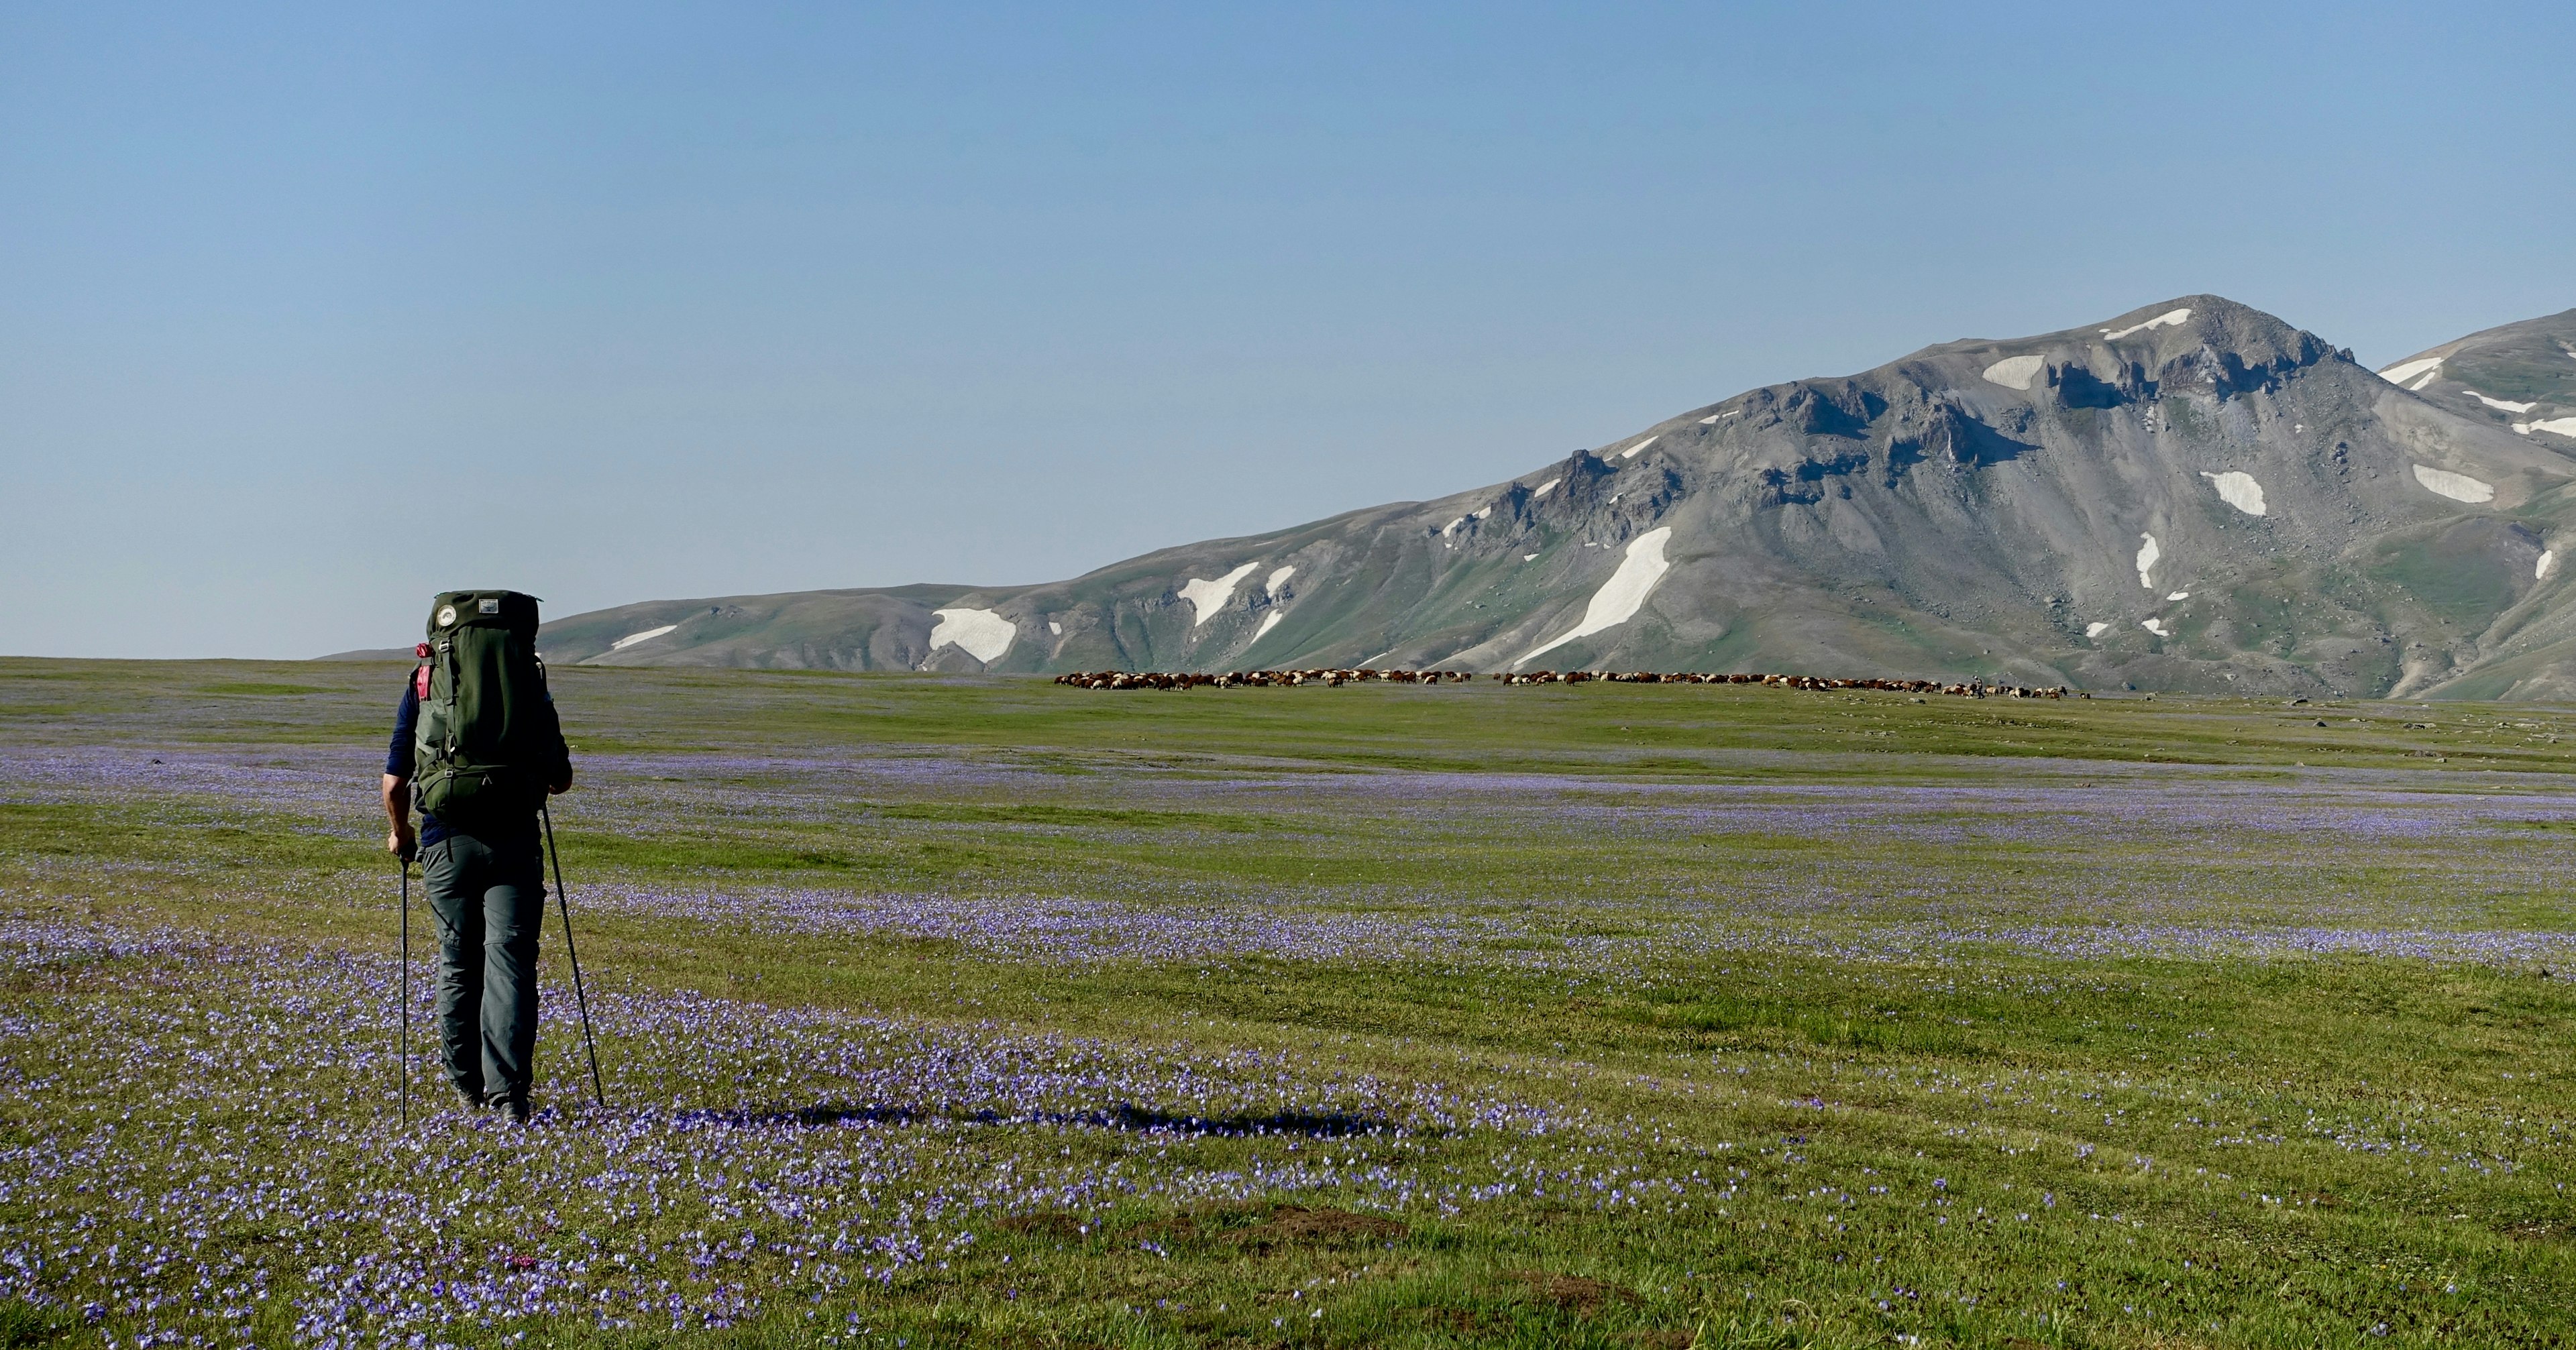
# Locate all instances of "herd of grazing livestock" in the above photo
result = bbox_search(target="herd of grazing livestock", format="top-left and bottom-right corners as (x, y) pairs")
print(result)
(1053, 669), (2081, 698)
(1055, 668), (1474, 689)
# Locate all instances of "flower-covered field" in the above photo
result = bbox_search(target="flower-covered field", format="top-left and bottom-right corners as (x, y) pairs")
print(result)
(3, 659), (2573, 1347)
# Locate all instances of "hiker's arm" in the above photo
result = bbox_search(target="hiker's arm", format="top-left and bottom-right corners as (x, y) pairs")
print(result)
(382, 773), (416, 860)
(386, 677), (420, 858)
(541, 685), (573, 795)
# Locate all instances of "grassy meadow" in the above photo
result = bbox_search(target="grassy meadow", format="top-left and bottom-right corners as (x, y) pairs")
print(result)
(3, 657), (2574, 1348)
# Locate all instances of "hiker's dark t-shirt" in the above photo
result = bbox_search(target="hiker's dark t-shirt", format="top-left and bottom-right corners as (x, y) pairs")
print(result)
(387, 681), (568, 846)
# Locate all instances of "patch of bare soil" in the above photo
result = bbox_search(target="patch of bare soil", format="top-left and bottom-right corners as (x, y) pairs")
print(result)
(994, 1213), (1087, 1239)
(1406, 1306), (1499, 1337)
(1509, 1270), (1639, 1312)
(1230, 1205), (1408, 1251)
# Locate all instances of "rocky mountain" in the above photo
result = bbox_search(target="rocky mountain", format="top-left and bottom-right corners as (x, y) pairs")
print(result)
(520, 295), (2576, 698)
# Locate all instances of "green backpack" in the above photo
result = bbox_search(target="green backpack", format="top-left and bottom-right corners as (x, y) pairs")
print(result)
(413, 589), (557, 823)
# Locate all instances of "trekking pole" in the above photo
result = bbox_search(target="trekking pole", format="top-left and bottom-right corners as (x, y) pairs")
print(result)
(540, 800), (608, 1109)
(398, 858), (411, 1127)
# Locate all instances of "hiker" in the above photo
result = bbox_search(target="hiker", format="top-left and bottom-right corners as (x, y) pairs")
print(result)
(382, 592), (574, 1123)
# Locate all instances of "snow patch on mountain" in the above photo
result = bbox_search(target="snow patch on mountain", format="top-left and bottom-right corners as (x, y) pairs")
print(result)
(929, 608), (1015, 663)
(1265, 565), (1295, 592)
(2412, 464), (2496, 504)
(608, 624), (678, 652)
(1982, 355), (2045, 390)
(1515, 526), (1674, 667)
(2135, 534), (2161, 589)
(2102, 308), (2192, 341)
(2202, 471), (2267, 517)
(1620, 436), (1658, 460)
(1442, 507), (1497, 537)
(2379, 356), (2444, 388)
(2468, 390), (2538, 413)
(1253, 612), (1282, 642)
(1180, 563), (1260, 626)
(2514, 417), (2576, 439)
(1529, 477), (1562, 499)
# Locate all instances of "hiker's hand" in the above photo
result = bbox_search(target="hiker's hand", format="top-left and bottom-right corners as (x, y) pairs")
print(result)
(387, 828), (417, 864)
(548, 769), (573, 795)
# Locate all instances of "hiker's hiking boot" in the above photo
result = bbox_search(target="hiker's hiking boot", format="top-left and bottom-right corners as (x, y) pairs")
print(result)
(453, 1085), (529, 1122)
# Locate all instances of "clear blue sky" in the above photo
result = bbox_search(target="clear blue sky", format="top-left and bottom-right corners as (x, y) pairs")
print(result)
(5, 2), (2571, 658)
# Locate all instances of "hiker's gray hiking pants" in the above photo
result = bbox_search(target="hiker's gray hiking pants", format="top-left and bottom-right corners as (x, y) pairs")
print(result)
(422, 828), (545, 1107)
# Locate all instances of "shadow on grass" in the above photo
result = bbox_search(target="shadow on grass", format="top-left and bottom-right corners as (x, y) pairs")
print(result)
(700, 1102), (1397, 1138)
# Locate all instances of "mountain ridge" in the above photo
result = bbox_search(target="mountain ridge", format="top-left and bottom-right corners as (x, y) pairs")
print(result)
(337, 294), (2576, 699)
